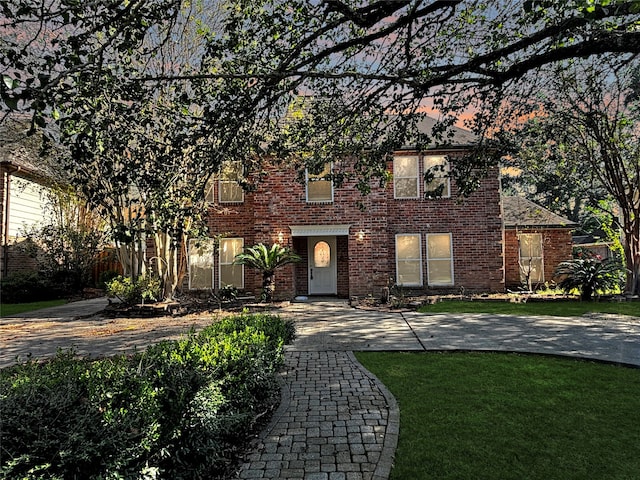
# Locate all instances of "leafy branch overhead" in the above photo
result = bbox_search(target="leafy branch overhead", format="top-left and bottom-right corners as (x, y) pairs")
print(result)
(2, 0), (640, 297)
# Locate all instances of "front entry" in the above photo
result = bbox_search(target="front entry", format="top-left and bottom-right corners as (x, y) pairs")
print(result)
(307, 236), (337, 295)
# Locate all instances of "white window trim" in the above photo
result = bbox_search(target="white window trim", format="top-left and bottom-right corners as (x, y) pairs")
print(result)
(204, 177), (216, 204)
(426, 233), (455, 286)
(393, 155), (420, 199)
(518, 233), (545, 283)
(219, 237), (244, 288)
(395, 233), (424, 287)
(218, 161), (244, 204)
(188, 238), (215, 290)
(305, 163), (334, 203)
(423, 155), (451, 199)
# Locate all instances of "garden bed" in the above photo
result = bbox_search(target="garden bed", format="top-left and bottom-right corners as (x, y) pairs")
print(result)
(0, 312), (296, 480)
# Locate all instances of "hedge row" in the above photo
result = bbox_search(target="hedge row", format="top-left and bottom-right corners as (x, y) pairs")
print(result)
(0, 312), (295, 480)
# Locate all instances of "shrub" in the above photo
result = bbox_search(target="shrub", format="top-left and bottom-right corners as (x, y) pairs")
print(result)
(105, 275), (162, 305)
(97, 269), (121, 289)
(555, 257), (625, 300)
(0, 271), (70, 303)
(0, 313), (295, 480)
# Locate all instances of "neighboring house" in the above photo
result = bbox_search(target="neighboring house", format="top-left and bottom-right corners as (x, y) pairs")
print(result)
(189, 117), (505, 300)
(573, 233), (614, 260)
(0, 117), (56, 279)
(502, 196), (577, 290)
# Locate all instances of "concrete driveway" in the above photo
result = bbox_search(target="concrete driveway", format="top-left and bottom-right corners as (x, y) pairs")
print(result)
(2, 297), (639, 367)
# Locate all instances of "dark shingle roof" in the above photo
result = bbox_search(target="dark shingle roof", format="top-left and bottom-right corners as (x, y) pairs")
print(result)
(502, 196), (577, 228)
(0, 116), (63, 181)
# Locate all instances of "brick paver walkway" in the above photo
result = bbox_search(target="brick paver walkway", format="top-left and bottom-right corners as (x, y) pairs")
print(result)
(2, 297), (639, 480)
(238, 351), (398, 480)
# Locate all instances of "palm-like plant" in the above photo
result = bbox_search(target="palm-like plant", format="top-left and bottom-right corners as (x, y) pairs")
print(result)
(554, 257), (624, 301)
(234, 243), (301, 302)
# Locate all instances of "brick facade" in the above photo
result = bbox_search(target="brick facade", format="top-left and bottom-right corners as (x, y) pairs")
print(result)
(201, 149), (505, 300)
(504, 227), (574, 290)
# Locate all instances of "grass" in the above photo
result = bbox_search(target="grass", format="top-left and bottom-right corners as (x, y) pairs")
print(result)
(0, 299), (67, 317)
(356, 351), (640, 480)
(418, 299), (640, 317)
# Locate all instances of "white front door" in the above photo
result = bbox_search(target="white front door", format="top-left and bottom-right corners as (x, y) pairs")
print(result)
(308, 236), (337, 295)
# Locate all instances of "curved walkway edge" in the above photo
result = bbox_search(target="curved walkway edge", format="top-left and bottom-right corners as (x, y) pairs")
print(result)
(237, 351), (399, 480)
(2, 298), (639, 480)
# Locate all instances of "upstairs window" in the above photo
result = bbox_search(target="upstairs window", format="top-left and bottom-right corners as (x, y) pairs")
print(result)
(219, 161), (244, 203)
(393, 156), (419, 199)
(424, 155), (450, 198)
(306, 163), (333, 203)
(204, 177), (215, 203)
(426, 233), (454, 286)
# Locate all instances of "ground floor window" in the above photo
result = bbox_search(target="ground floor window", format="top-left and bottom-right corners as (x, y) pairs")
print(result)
(395, 234), (423, 286)
(426, 233), (454, 286)
(188, 238), (215, 289)
(519, 233), (544, 284)
(220, 237), (244, 288)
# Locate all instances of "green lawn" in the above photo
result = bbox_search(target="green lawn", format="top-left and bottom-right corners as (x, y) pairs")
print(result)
(418, 299), (639, 317)
(0, 299), (67, 317)
(356, 351), (640, 480)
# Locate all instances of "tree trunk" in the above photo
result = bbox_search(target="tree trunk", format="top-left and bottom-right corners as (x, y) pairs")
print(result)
(622, 216), (639, 296)
(154, 231), (182, 301)
(262, 272), (275, 303)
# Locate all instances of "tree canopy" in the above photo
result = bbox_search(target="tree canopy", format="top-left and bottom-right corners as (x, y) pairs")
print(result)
(2, 0), (640, 296)
(507, 60), (639, 294)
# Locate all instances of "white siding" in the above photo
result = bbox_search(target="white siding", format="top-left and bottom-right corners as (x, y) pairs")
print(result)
(7, 176), (52, 238)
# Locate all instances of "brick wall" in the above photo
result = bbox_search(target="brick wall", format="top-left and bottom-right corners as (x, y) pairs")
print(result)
(203, 151), (505, 299)
(504, 228), (574, 290)
(386, 151), (504, 293)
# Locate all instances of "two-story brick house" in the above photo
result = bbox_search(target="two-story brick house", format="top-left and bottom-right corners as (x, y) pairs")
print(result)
(187, 118), (505, 300)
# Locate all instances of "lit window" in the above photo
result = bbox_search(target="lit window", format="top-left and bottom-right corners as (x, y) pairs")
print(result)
(393, 156), (419, 199)
(306, 163), (333, 202)
(395, 234), (423, 286)
(424, 156), (450, 198)
(188, 238), (214, 289)
(426, 233), (454, 285)
(220, 238), (244, 288)
(519, 233), (544, 284)
(219, 161), (244, 203)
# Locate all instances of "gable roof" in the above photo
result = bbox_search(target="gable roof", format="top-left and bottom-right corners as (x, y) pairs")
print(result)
(412, 115), (477, 147)
(0, 115), (64, 183)
(502, 196), (577, 229)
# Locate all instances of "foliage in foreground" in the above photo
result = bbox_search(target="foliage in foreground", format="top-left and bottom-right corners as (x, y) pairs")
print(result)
(0, 312), (295, 480)
(357, 351), (640, 480)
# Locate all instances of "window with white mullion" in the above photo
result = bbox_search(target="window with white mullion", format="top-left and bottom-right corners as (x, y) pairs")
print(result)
(219, 237), (244, 288)
(188, 238), (215, 289)
(219, 161), (244, 203)
(306, 162), (333, 203)
(395, 234), (423, 286)
(393, 155), (420, 199)
(518, 233), (544, 284)
(424, 155), (450, 198)
(426, 233), (454, 286)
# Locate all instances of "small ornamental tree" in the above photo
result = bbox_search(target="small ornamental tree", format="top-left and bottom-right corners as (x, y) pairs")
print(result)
(234, 243), (301, 302)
